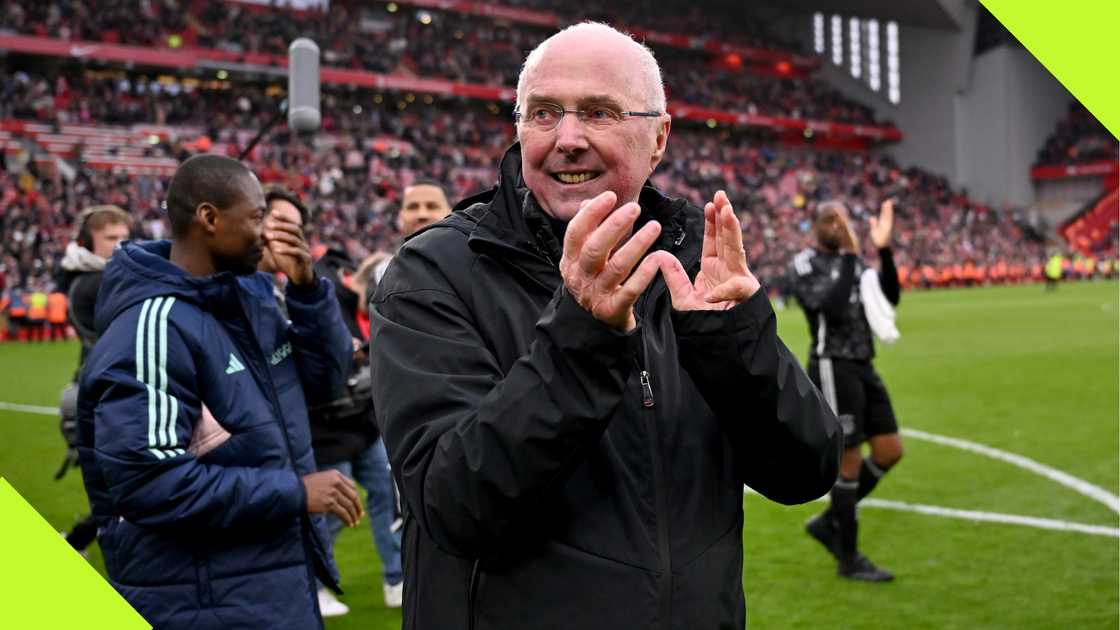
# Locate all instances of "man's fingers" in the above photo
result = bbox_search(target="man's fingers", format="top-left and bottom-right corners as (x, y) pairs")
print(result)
(596, 220), (661, 290)
(714, 189), (732, 212)
(563, 191), (616, 255)
(705, 277), (755, 304)
(615, 254), (662, 307)
(329, 501), (357, 527)
(880, 198), (895, 222)
(577, 202), (640, 275)
(269, 243), (311, 262)
(334, 475), (363, 526)
(718, 203), (748, 271)
(266, 221), (306, 241)
(655, 251), (695, 304)
(702, 202), (717, 260)
(341, 489), (363, 527)
(265, 229), (305, 248)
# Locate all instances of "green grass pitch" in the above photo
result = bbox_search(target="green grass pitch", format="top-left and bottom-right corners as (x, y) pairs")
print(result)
(1, 280), (1116, 628)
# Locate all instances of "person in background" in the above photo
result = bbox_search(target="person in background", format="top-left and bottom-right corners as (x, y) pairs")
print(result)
(789, 199), (903, 582)
(1045, 251), (1064, 291)
(56, 204), (132, 553)
(76, 154), (360, 629)
(261, 187), (404, 615)
(26, 282), (48, 342)
(371, 181), (453, 284)
(46, 289), (68, 341)
(6, 286), (27, 342)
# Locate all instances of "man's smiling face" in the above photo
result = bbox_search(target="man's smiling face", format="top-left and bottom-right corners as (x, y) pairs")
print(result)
(516, 30), (670, 221)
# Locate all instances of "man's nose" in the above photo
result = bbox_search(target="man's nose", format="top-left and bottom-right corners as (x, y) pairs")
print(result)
(553, 113), (590, 155)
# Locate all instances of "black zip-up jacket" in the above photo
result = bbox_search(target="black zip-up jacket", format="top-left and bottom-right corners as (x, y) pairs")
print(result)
(369, 145), (842, 630)
(788, 247), (901, 361)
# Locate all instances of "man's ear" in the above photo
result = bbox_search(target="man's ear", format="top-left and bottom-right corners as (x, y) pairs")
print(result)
(197, 202), (220, 236)
(649, 116), (672, 172)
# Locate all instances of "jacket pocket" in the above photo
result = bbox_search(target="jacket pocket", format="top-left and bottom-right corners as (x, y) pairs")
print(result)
(472, 540), (658, 630)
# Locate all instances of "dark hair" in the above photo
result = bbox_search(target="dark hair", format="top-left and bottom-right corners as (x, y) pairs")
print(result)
(264, 187), (312, 225)
(406, 179), (447, 192)
(165, 155), (256, 237)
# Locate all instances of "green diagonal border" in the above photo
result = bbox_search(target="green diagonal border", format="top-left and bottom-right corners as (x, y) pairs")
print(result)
(0, 478), (150, 629)
(981, 0), (1120, 140)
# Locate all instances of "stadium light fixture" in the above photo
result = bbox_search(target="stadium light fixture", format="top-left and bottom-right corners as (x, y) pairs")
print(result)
(867, 19), (881, 91)
(386, 2), (398, 13)
(830, 15), (843, 66)
(886, 21), (900, 104)
(813, 13), (825, 54)
(849, 17), (861, 79)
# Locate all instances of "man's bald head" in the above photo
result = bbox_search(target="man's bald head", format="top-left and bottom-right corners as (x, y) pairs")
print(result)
(516, 22), (666, 114)
(514, 22), (672, 221)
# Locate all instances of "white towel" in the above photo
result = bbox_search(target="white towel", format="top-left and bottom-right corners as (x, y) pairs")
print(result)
(859, 268), (900, 344)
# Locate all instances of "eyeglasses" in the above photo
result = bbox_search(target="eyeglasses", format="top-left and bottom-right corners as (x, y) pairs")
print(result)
(514, 102), (663, 131)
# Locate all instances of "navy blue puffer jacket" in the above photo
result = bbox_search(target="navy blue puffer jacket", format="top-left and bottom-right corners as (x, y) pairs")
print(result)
(77, 240), (352, 629)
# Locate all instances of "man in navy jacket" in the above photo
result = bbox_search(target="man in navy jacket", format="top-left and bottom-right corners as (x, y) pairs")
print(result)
(77, 154), (360, 629)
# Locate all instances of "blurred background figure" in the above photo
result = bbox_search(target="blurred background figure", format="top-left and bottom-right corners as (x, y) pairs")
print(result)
(56, 203), (132, 553)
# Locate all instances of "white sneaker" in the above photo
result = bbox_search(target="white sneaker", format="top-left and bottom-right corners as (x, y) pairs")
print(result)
(383, 581), (403, 608)
(317, 588), (350, 617)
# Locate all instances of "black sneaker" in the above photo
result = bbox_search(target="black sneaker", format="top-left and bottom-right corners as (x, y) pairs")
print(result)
(838, 554), (895, 582)
(805, 512), (841, 560)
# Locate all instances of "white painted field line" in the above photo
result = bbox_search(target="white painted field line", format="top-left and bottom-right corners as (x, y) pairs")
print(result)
(743, 488), (1119, 538)
(860, 497), (1120, 538)
(0, 401), (57, 415)
(4, 399), (1119, 537)
(903, 428), (1120, 514)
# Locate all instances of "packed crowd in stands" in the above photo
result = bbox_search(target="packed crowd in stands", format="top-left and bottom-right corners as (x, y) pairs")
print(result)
(2, 0), (883, 125)
(1035, 101), (1119, 167)
(2, 64), (1069, 308)
(1, 0), (1108, 334)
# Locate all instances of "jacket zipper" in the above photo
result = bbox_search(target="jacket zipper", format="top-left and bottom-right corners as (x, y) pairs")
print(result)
(636, 228), (686, 628)
(635, 317), (672, 628)
(467, 558), (481, 630)
(233, 289), (332, 611)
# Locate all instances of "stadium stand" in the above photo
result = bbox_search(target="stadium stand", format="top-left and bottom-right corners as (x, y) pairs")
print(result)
(0, 0), (891, 130)
(1060, 188), (1119, 258)
(1035, 102), (1119, 168)
(0, 0), (1100, 321)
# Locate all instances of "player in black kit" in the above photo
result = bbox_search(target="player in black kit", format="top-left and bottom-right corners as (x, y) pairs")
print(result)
(789, 199), (903, 582)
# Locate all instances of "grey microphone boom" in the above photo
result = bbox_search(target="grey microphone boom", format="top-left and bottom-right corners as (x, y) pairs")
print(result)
(288, 38), (321, 133)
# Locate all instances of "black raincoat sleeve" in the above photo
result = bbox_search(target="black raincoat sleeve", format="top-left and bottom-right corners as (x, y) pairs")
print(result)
(369, 245), (639, 557)
(671, 290), (842, 504)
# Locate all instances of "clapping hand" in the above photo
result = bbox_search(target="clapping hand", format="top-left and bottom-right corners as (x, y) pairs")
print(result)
(655, 190), (760, 310)
(559, 191), (663, 331)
